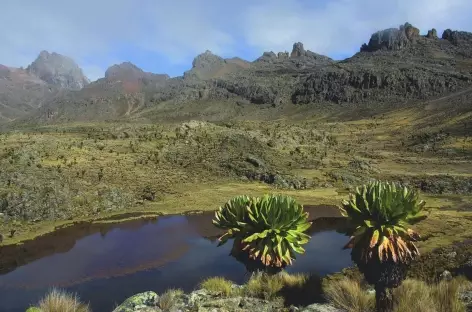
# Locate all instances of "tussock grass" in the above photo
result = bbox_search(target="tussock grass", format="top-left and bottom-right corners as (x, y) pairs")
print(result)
(35, 288), (90, 312)
(324, 278), (374, 312)
(200, 277), (234, 297)
(392, 279), (436, 312)
(244, 271), (312, 301)
(323, 276), (471, 312)
(245, 272), (285, 300)
(430, 276), (470, 312)
(393, 277), (470, 312)
(158, 288), (184, 311)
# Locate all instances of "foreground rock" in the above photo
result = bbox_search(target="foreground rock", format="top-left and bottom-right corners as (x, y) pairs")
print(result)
(113, 288), (341, 312)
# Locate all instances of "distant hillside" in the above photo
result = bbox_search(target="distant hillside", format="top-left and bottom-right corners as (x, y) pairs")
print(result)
(2, 22), (472, 126)
(0, 50), (90, 122)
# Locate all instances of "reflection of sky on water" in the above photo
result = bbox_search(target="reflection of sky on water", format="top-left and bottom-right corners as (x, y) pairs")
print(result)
(0, 214), (351, 312)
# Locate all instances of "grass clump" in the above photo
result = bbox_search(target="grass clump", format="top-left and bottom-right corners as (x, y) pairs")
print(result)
(429, 276), (470, 312)
(393, 277), (471, 312)
(324, 278), (374, 312)
(31, 288), (90, 312)
(158, 288), (184, 311)
(324, 276), (471, 312)
(244, 271), (309, 300)
(200, 277), (234, 297)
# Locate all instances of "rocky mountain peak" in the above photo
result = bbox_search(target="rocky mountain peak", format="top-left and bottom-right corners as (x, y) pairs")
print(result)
(105, 62), (145, 81)
(291, 42), (306, 57)
(104, 62), (169, 87)
(191, 50), (225, 70)
(184, 50), (228, 80)
(360, 22), (421, 52)
(26, 50), (90, 90)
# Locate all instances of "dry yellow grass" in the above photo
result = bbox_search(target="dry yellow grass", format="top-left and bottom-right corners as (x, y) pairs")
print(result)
(324, 277), (471, 312)
(244, 271), (309, 300)
(324, 278), (374, 312)
(157, 288), (184, 311)
(200, 277), (234, 297)
(35, 288), (90, 312)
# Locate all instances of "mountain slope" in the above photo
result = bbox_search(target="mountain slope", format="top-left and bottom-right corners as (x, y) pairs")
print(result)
(0, 51), (90, 123)
(4, 22), (472, 126)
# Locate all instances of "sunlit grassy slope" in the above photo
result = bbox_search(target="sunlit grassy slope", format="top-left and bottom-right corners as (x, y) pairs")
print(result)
(1, 93), (472, 249)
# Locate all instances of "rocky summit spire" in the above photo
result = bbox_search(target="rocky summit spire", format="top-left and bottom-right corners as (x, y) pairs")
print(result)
(26, 51), (90, 90)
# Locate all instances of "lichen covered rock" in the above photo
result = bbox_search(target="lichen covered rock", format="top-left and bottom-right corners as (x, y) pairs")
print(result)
(113, 291), (158, 312)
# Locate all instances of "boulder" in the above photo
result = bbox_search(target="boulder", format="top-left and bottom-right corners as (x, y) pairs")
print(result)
(113, 291), (158, 312)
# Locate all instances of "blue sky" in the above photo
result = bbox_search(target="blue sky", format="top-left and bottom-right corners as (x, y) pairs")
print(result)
(2, 0), (472, 81)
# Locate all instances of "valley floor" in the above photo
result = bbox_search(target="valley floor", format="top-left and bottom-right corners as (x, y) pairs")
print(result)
(1, 100), (472, 255)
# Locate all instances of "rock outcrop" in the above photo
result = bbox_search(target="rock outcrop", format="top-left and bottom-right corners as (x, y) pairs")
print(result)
(291, 64), (470, 105)
(112, 288), (342, 312)
(360, 22), (421, 52)
(442, 29), (472, 45)
(256, 42), (333, 65)
(26, 51), (89, 90)
(426, 28), (438, 39)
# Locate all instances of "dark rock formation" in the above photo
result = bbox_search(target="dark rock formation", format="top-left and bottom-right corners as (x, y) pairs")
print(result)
(442, 29), (472, 45)
(292, 65), (470, 105)
(26, 51), (89, 90)
(360, 22), (420, 52)
(257, 42), (333, 65)
(291, 42), (306, 57)
(426, 28), (438, 39)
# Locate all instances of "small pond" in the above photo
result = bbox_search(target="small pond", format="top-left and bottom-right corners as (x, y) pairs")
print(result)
(0, 205), (352, 312)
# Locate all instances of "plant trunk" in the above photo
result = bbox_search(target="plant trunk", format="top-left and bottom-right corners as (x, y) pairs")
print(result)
(375, 284), (393, 312)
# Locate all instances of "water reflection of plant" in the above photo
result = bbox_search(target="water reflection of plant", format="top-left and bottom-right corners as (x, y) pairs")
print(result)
(212, 194), (312, 271)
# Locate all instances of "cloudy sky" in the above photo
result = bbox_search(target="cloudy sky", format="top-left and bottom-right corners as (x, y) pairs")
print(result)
(1, 0), (471, 81)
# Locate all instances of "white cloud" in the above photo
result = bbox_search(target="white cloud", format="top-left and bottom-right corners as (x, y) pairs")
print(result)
(1, 0), (471, 80)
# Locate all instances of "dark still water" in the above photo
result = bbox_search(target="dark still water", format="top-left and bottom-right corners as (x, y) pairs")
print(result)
(0, 206), (352, 312)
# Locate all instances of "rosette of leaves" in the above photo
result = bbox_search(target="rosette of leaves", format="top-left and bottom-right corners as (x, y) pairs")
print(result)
(213, 194), (312, 268)
(339, 180), (427, 312)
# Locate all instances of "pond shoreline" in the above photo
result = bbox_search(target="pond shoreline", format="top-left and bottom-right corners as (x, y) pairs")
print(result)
(0, 203), (342, 247)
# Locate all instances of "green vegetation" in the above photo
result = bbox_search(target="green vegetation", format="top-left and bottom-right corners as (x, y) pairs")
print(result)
(200, 277), (234, 297)
(1, 106), (472, 248)
(27, 288), (90, 312)
(213, 194), (311, 268)
(340, 181), (427, 311)
(1, 105), (472, 310)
